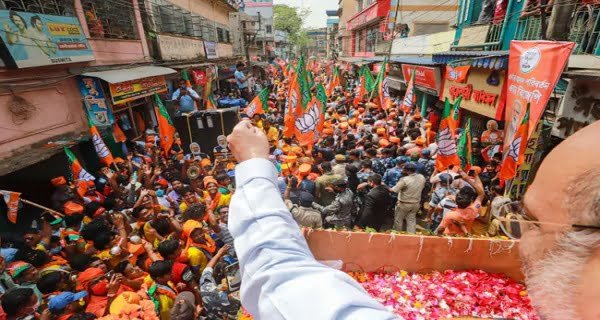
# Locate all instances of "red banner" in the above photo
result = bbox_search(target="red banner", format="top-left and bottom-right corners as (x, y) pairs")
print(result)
(401, 64), (440, 92)
(503, 41), (574, 155)
(192, 70), (207, 86)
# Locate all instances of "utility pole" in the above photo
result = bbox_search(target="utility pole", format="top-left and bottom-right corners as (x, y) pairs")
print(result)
(546, 0), (576, 40)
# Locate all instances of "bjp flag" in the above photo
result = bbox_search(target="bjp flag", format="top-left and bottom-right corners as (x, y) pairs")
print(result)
(435, 98), (461, 171)
(206, 94), (217, 110)
(457, 117), (473, 170)
(64, 148), (95, 181)
(0, 190), (20, 223)
(500, 104), (530, 180)
(327, 66), (340, 97)
(401, 69), (416, 114)
(244, 88), (270, 117)
(154, 93), (177, 155)
(87, 114), (114, 166)
(284, 73), (301, 138)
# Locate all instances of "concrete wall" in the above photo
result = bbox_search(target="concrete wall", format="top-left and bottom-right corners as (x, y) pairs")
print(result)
(389, 0), (458, 36)
(217, 43), (234, 57)
(169, 0), (232, 25)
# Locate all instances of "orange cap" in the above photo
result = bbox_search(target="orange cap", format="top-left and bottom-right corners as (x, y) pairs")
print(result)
(425, 122), (432, 128)
(299, 163), (311, 175)
(376, 127), (386, 135)
(471, 166), (482, 174)
(379, 139), (390, 147)
(413, 114), (422, 120)
(339, 122), (349, 131)
(348, 118), (357, 125)
(291, 146), (303, 155)
(200, 158), (211, 167)
(323, 128), (334, 135)
(389, 136), (400, 144)
(358, 107), (365, 113)
(415, 137), (426, 146)
(285, 155), (297, 163)
(51, 176), (67, 186)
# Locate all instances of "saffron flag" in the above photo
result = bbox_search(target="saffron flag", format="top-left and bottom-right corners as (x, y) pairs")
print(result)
(206, 94), (217, 110)
(154, 93), (177, 155)
(327, 66), (340, 97)
(376, 58), (393, 110)
(435, 98), (461, 171)
(87, 114), (114, 166)
(401, 69), (416, 114)
(0, 190), (20, 224)
(112, 123), (127, 143)
(244, 88), (270, 117)
(353, 67), (367, 106)
(500, 104), (530, 180)
(284, 72), (300, 138)
(457, 117), (473, 170)
(65, 148), (95, 181)
(181, 69), (192, 88)
(294, 95), (323, 146)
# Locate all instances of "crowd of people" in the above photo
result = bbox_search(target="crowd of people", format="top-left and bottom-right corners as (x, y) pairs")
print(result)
(0, 59), (517, 320)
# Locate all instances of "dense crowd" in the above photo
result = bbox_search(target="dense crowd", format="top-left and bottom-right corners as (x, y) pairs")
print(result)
(0, 59), (514, 320)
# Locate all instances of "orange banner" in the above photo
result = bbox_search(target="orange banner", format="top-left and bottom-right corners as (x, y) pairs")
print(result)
(445, 65), (470, 83)
(503, 41), (574, 158)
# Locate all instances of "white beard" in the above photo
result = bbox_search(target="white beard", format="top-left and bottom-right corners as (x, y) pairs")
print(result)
(524, 231), (600, 320)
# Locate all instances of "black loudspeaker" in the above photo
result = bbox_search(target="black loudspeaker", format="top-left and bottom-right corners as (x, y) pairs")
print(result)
(173, 108), (239, 158)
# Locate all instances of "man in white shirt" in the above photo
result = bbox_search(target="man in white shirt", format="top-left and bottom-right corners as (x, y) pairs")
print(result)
(172, 79), (201, 114)
(226, 120), (397, 320)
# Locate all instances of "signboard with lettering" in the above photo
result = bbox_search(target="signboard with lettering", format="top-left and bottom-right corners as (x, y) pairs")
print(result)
(157, 34), (205, 61)
(401, 64), (441, 93)
(204, 41), (218, 59)
(78, 76), (114, 126)
(346, 0), (389, 31)
(109, 76), (168, 105)
(0, 10), (94, 68)
(441, 67), (506, 120)
(552, 79), (600, 138)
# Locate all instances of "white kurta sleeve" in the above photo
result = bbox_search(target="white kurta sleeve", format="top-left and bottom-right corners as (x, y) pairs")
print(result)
(229, 158), (399, 320)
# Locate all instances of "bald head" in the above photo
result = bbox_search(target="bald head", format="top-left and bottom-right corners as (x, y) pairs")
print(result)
(525, 120), (600, 226)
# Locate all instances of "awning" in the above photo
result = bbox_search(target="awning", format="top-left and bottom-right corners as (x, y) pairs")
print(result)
(562, 69), (600, 81)
(390, 56), (439, 66)
(81, 66), (177, 83)
(165, 62), (215, 70)
(338, 56), (372, 65)
(432, 51), (509, 70)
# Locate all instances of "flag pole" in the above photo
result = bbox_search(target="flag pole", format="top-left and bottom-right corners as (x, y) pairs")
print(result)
(20, 198), (64, 218)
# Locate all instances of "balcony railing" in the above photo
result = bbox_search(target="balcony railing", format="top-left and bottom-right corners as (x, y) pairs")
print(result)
(569, 7), (600, 55)
(515, 16), (542, 41)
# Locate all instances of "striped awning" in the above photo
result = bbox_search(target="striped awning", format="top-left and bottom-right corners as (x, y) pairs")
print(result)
(432, 51), (509, 70)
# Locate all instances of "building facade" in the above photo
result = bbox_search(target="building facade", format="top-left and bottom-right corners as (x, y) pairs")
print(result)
(305, 28), (328, 58)
(326, 10), (340, 59)
(242, 0), (274, 61)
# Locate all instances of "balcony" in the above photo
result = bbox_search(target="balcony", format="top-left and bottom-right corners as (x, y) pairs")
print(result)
(453, 0), (600, 65)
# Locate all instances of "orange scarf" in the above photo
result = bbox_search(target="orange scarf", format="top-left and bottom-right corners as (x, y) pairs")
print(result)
(207, 191), (221, 212)
(187, 234), (216, 255)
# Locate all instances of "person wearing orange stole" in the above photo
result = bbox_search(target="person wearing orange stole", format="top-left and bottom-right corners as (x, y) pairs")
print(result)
(202, 177), (231, 213)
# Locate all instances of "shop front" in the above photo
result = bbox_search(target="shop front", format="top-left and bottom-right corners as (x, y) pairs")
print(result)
(346, 0), (390, 57)
(80, 66), (177, 140)
(400, 63), (444, 113)
(440, 65), (507, 136)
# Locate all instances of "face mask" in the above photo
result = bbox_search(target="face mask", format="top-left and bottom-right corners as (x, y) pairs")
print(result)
(91, 280), (109, 296)
(155, 189), (165, 197)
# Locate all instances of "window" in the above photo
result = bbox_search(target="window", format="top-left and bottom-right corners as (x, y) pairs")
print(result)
(217, 27), (225, 42)
(366, 27), (377, 52)
(82, 0), (138, 39)
(257, 40), (263, 46)
(226, 30), (231, 43)
(1, 0), (74, 16)
(266, 25), (272, 33)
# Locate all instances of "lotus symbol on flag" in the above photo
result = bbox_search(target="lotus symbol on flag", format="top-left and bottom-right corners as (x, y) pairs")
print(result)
(79, 169), (95, 181)
(507, 136), (521, 161)
(437, 127), (457, 156)
(92, 134), (110, 159)
(403, 89), (414, 108)
(295, 101), (320, 133)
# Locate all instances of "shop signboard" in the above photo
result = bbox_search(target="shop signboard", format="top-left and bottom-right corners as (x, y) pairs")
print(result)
(204, 41), (218, 59)
(346, 0), (389, 31)
(441, 67), (506, 120)
(0, 10), (94, 68)
(157, 34), (205, 61)
(503, 41), (574, 156)
(552, 79), (600, 138)
(401, 64), (441, 94)
(78, 76), (114, 126)
(109, 76), (168, 105)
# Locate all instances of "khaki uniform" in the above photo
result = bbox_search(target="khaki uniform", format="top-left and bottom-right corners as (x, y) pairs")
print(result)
(391, 173), (425, 233)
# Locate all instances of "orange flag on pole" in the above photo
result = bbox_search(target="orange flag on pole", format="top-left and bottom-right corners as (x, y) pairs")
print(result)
(401, 69), (416, 114)
(87, 115), (114, 166)
(154, 93), (177, 155)
(284, 72), (301, 138)
(500, 104), (530, 181)
(435, 98), (461, 171)
(244, 88), (270, 117)
(0, 190), (20, 223)
(64, 148), (95, 181)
